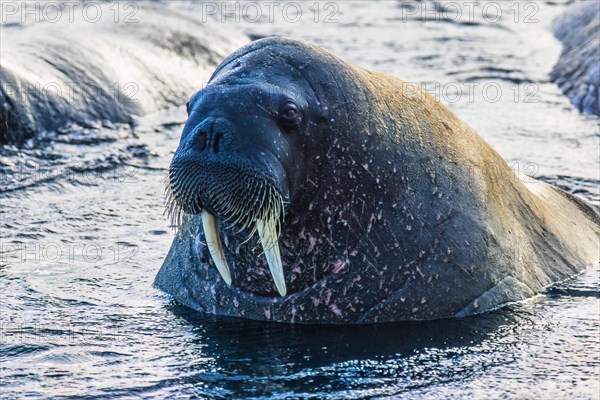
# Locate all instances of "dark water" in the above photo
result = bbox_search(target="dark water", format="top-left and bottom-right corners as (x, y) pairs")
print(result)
(1, 1), (599, 398)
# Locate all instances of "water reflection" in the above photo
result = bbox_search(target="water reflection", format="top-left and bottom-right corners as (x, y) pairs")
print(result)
(168, 305), (523, 397)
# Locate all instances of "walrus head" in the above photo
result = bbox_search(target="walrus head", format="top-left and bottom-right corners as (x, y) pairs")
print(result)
(166, 42), (329, 296)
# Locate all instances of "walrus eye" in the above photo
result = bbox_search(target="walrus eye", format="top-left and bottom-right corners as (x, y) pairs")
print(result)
(279, 102), (302, 127)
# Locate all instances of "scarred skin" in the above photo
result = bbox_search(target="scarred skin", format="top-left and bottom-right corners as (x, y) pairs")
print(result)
(155, 37), (599, 323)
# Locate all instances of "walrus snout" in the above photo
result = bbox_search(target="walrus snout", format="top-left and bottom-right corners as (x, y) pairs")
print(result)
(165, 114), (290, 296)
(167, 154), (288, 224)
(163, 73), (318, 297)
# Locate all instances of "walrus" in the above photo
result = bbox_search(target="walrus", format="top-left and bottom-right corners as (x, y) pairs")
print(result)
(551, 1), (599, 116)
(155, 37), (599, 323)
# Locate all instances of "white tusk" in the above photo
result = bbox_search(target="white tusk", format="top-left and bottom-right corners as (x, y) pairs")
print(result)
(256, 219), (287, 296)
(201, 210), (232, 286)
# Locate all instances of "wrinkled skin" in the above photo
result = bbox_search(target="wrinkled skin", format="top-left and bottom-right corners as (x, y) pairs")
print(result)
(155, 37), (599, 323)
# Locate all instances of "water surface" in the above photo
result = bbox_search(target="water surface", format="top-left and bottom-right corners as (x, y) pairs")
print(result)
(1, 1), (599, 398)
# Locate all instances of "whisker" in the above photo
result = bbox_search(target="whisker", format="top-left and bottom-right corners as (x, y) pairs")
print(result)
(165, 162), (286, 240)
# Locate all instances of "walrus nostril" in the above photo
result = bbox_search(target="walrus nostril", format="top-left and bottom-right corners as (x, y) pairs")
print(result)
(193, 119), (228, 153)
(213, 132), (223, 153)
(194, 128), (207, 152)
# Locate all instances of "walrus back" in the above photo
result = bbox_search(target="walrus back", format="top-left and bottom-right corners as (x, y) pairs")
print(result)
(348, 64), (599, 314)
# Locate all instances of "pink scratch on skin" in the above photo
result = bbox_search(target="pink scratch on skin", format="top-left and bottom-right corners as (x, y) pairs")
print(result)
(307, 237), (317, 253)
(324, 290), (332, 305)
(331, 259), (348, 275)
(329, 304), (343, 318)
(195, 236), (204, 256)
